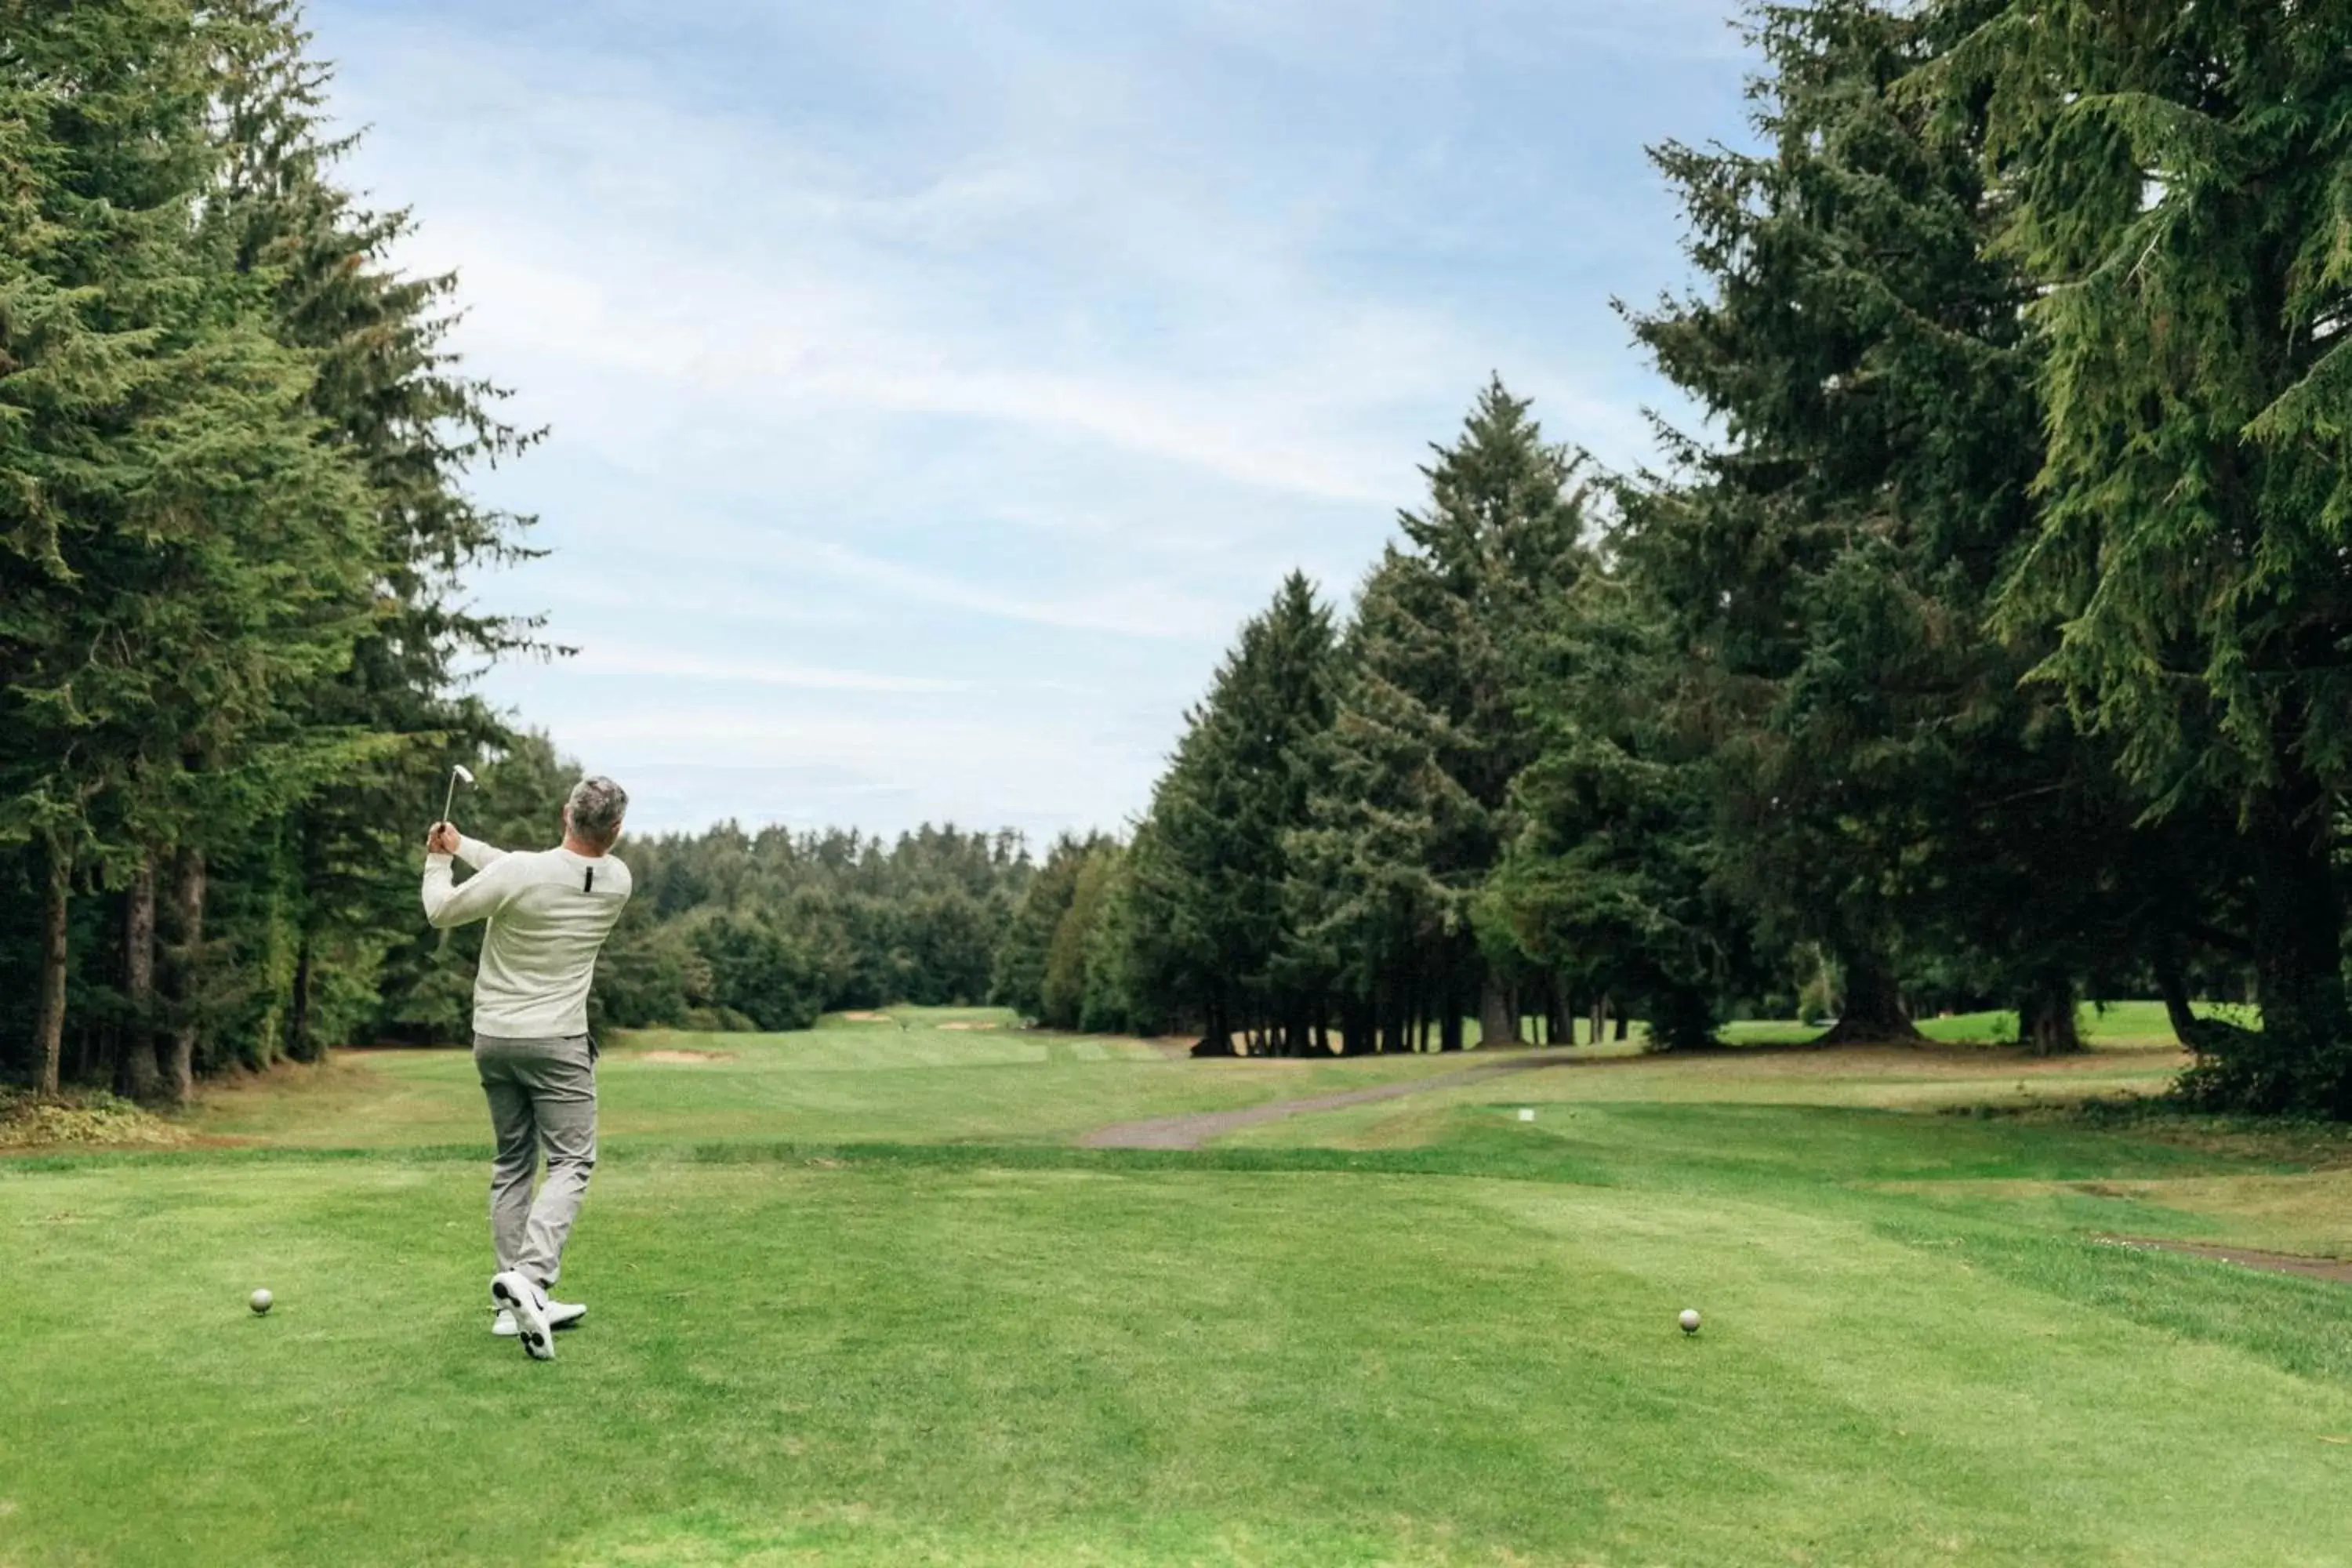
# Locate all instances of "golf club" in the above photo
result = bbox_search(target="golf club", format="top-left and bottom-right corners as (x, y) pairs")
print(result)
(440, 763), (477, 833)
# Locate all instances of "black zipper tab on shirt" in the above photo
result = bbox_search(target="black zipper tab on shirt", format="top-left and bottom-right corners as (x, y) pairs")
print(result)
(584, 867), (594, 894)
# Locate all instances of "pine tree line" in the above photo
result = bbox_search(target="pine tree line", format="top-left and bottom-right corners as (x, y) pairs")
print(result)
(13, 0), (2352, 1121)
(1, 1), (533, 1098)
(1018, 0), (2352, 1117)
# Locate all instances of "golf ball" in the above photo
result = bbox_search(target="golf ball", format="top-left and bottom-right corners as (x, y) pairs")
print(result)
(1679, 1308), (1700, 1334)
(249, 1289), (274, 1316)
(1516, 1107), (1536, 1122)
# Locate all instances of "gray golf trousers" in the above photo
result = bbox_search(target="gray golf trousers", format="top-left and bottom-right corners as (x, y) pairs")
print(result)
(474, 1033), (597, 1288)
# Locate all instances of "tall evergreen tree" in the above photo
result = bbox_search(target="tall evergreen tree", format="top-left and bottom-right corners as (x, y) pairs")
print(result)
(1127, 572), (1338, 1053)
(1290, 383), (1592, 1051)
(993, 833), (1103, 1022)
(0, 0), (376, 1098)
(1040, 842), (1120, 1032)
(1954, 0), (2352, 1109)
(204, 0), (542, 1069)
(1077, 849), (1147, 1034)
(1617, 0), (2185, 1052)
(1287, 553), (1465, 1053)
(1478, 563), (1737, 1049)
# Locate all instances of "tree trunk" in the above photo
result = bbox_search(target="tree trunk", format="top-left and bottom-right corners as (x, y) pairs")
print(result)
(287, 931), (318, 1063)
(2168, 785), (2345, 1111)
(1548, 982), (1575, 1048)
(1589, 997), (1604, 1049)
(2016, 971), (2082, 1056)
(120, 855), (161, 1099)
(1479, 967), (1520, 1049)
(2151, 939), (2237, 1054)
(1816, 948), (1922, 1044)
(2245, 792), (2352, 1112)
(162, 849), (207, 1104)
(34, 836), (71, 1098)
(1614, 1007), (1631, 1043)
(2154, 946), (2198, 1046)
(1439, 998), (1464, 1052)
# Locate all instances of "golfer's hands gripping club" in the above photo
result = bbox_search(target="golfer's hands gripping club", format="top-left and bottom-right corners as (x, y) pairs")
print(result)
(426, 822), (461, 856)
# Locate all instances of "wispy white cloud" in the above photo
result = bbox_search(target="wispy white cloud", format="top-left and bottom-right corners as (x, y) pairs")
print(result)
(377, 183), (1448, 510)
(800, 543), (1228, 642)
(517, 571), (871, 628)
(313, 0), (1755, 833)
(564, 644), (973, 695)
(331, 16), (1580, 498)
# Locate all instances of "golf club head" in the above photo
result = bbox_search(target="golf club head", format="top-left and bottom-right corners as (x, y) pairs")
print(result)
(439, 762), (478, 837)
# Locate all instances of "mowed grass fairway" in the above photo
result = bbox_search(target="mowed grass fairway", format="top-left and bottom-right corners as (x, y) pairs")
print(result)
(5, 1011), (2351, 1566)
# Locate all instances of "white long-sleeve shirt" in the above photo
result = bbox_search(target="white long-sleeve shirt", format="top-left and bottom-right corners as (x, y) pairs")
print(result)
(421, 834), (633, 1039)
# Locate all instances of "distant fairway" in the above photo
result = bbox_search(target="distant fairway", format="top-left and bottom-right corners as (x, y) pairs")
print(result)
(5, 1009), (2350, 1566)
(1715, 999), (2259, 1049)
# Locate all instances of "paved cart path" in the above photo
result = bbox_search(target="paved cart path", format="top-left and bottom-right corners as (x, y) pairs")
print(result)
(1080, 1051), (1575, 1150)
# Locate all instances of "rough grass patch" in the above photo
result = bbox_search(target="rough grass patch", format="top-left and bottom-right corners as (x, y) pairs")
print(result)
(1957, 1098), (2352, 1169)
(0, 1090), (191, 1150)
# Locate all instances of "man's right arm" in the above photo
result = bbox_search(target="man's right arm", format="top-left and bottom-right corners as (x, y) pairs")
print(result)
(455, 835), (508, 870)
(423, 847), (517, 929)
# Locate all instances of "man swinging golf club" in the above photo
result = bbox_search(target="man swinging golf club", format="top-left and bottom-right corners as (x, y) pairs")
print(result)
(423, 774), (633, 1361)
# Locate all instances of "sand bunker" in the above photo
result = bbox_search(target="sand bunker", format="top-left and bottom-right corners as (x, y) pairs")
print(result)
(637, 1049), (732, 1064)
(841, 1011), (892, 1023)
(938, 1022), (998, 1032)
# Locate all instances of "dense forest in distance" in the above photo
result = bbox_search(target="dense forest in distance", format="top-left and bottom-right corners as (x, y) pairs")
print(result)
(369, 735), (1033, 1044)
(11, 1), (2352, 1118)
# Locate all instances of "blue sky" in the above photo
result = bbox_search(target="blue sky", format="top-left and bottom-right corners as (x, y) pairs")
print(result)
(307, 0), (1757, 840)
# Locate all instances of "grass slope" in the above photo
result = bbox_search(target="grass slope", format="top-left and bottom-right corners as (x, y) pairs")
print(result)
(3, 1007), (2347, 1566)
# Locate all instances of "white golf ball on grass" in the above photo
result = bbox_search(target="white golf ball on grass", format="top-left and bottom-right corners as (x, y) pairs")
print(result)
(249, 1289), (274, 1316)
(1679, 1308), (1700, 1334)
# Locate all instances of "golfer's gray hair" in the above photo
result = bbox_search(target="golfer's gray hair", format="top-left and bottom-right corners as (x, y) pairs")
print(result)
(566, 775), (628, 848)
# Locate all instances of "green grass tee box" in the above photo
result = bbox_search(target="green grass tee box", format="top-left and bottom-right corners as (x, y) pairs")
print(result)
(5, 1007), (2349, 1566)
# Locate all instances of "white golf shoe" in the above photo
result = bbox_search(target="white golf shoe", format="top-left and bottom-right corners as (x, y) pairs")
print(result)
(489, 1270), (555, 1360)
(492, 1299), (586, 1337)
